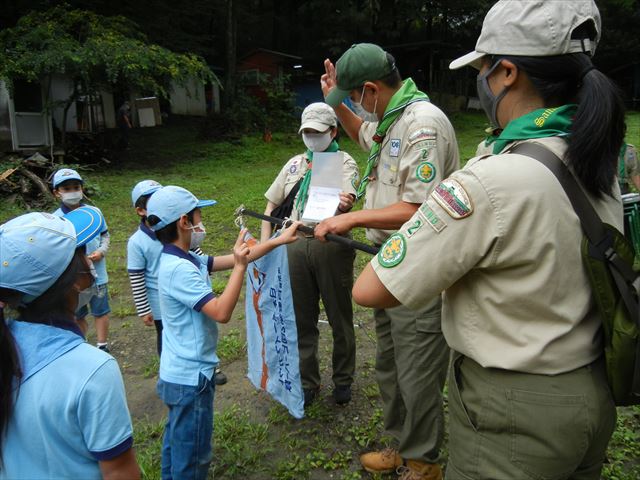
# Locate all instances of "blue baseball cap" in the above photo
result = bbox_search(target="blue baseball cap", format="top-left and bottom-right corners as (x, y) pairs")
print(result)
(131, 180), (163, 207)
(52, 168), (83, 188)
(0, 211), (99, 302)
(63, 206), (105, 247)
(146, 186), (216, 231)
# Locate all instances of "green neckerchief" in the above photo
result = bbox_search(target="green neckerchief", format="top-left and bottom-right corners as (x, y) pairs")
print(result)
(492, 104), (577, 154)
(355, 78), (429, 200)
(483, 127), (502, 148)
(295, 140), (340, 215)
(619, 142), (628, 181)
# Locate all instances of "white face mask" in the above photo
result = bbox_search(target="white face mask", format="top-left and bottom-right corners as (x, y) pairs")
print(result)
(189, 221), (206, 249)
(351, 85), (378, 122)
(302, 131), (333, 152)
(61, 191), (83, 206)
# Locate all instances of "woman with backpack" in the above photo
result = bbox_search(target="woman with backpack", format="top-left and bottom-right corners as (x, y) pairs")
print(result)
(261, 102), (360, 407)
(352, 1), (625, 478)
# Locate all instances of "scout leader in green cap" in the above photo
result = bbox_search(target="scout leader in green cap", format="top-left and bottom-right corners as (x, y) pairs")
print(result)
(353, 1), (625, 479)
(316, 43), (460, 479)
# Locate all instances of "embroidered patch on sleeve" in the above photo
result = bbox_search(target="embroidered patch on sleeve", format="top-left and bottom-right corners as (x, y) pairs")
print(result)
(378, 233), (407, 268)
(389, 139), (401, 157)
(289, 158), (301, 174)
(408, 128), (437, 145)
(431, 179), (473, 219)
(405, 218), (423, 238)
(419, 203), (447, 233)
(413, 139), (437, 151)
(416, 161), (436, 183)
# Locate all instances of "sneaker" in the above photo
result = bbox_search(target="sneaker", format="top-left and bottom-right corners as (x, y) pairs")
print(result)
(333, 385), (352, 405)
(360, 448), (402, 474)
(303, 387), (319, 407)
(396, 460), (443, 480)
(215, 367), (227, 385)
(97, 344), (110, 353)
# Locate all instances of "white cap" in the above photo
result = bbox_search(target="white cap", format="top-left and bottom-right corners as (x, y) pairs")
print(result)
(298, 102), (337, 134)
(450, 0), (601, 70)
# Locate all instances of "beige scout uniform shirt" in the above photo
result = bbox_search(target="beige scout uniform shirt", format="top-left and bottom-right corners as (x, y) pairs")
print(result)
(265, 151), (359, 226)
(373, 136), (623, 375)
(358, 101), (460, 244)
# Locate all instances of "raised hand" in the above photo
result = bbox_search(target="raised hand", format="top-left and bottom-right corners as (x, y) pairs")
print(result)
(320, 59), (337, 99)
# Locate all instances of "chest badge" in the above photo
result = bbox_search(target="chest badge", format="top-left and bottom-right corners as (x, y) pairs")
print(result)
(389, 139), (401, 157)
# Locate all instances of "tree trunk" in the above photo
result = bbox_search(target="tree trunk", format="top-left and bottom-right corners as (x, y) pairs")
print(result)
(60, 86), (78, 152)
(61, 99), (73, 152)
(223, 0), (237, 110)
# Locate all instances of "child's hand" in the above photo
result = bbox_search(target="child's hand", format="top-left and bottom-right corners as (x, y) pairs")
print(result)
(141, 313), (154, 326)
(233, 229), (250, 267)
(88, 251), (103, 262)
(278, 221), (301, 245)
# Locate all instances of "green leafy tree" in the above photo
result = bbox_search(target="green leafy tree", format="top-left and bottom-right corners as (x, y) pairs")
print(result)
(0, 4), (219, 148)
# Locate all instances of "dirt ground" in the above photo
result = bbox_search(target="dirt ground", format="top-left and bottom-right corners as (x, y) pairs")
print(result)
(96, 294), (389, 479)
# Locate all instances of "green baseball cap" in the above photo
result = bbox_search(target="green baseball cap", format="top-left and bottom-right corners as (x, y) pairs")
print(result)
(325, 43), (396, 108)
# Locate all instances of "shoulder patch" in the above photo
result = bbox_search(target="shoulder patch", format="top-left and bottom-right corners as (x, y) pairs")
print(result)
(378, 233), (407, 268)
(288, 157), (302, 174)
(416, 161), (436, 183)
(419, 203), (447, 233)
(408, 128), (437, 145)
(431, 179), (473, 219)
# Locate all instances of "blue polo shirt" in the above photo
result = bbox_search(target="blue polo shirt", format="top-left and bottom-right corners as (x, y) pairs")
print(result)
(127, 221), (164, 319)
(53, 204), (109, 285)
(158, 244), (218, 386)
(2, 320), (133, 480)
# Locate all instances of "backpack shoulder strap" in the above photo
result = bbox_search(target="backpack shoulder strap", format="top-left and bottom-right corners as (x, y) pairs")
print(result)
(510, 142), (640, 322)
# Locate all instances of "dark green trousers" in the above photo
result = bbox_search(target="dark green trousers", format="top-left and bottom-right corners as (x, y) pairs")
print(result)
(374, 300), (449, 463)
(287, 237), (356, 390)
(446, 353), (617, 480)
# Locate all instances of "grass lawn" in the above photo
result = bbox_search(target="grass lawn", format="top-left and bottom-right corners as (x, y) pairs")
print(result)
(1, 111), (639, 479)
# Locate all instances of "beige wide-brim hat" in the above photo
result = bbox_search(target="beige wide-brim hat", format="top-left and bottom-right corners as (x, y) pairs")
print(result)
(298, 102), (338, 133)
(450, 0), (601, 70)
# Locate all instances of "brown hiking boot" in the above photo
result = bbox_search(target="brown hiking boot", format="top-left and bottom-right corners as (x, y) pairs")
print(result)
(396, 460), (443, 480)
(359, 447), (402, 474)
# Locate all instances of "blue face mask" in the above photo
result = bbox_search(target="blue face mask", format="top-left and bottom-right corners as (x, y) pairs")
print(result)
(476, 60), (509, 129)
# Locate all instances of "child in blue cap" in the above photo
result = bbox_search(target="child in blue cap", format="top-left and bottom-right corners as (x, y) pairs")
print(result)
(127, 179), (165, 354)
(0, 209), (140, 479)
(51, 168), (112, 352)
(146, 185), (299, 480)
(126, 180), (229, 384)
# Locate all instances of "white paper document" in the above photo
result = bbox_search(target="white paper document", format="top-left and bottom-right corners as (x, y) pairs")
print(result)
(301, 152), (343, 223)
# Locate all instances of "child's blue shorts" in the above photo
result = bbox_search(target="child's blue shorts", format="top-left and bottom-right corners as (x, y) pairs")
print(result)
(77, 284), (111, 318)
